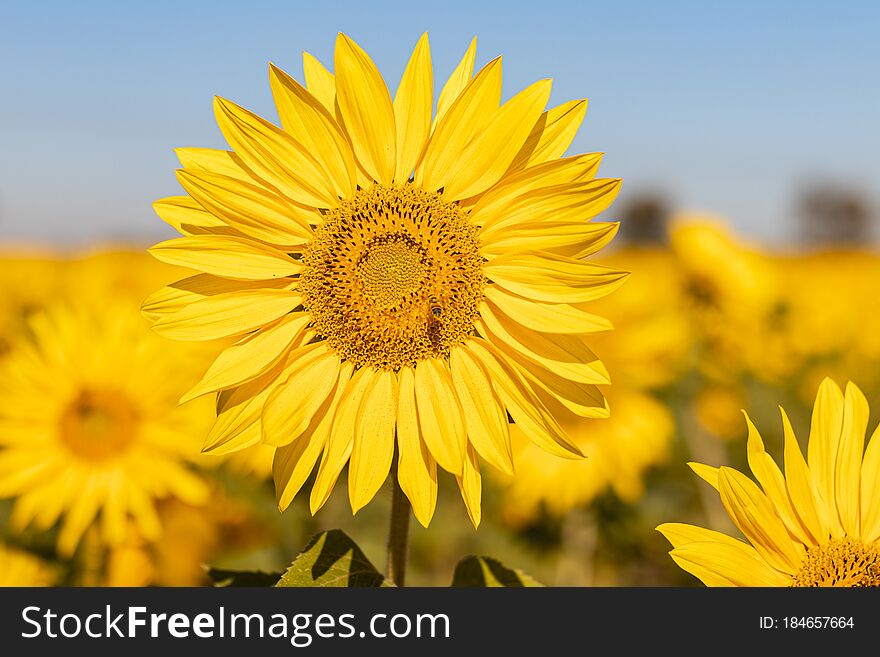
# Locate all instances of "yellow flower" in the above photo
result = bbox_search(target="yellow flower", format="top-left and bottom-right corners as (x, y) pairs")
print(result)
(668, 217), (778, 381)
(658, 378), (880, 587)
(106, 495), (265, 586)
(0, 544), (56, 587)
(0, 302), (211, 555)
(773, 250), (880, 394)
(145, 33), (624, 527)
(694, 383), (747, 441)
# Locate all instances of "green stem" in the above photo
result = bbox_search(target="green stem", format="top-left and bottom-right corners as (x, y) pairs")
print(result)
(386, 460), (411, 587)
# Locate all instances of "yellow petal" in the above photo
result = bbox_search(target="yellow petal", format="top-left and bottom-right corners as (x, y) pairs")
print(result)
(393, 33), (432, 182)
(658, 522), (759, 551)
(450, 347), (512, 474)
(349, 369), (397, 513)
(396, 367), (438, 527)
(507, 354), (608, 419)
(334, 33), (396, 185)
(463, 338), (582, 459)
(835, 382), (867, 536)
(152, 288), (301, 341)
(744, 412), (810, 544)
(175, 147), (252, 180)
(484, 251), (629, 304)
(275, 362), (353, 511)
(203, 363), (286, 455)
(57, 483), (102, 556)
(262, 345), (340, 447)
(507, 98), (589, 172)
(177, 168), (317, 247)
(214, 96), (337, 208)
(467, 152), (603, 219)
(478, 178), (622, 236)
(269, 63), (357, 199)
(717, 466), (805, 575)
(149, 235), (301, 280)
(807, 377), (845, 537)
(434, 37), (476, 126)
(482, 220), (619, 261)
(414, 358), (466, 476)
(658, 524), (790, 585)
(780, 407), (828, 545)
(142, 274), (292, 322)
(302, 51), (336, 112)
(181, 313), (311, 402)
(442, 79), (552, 200)
(483, 286), (612, 335)
(153, 195), (226, 233)
(861, 424), (880, 542)
(478, 300), (610, 385)
(456, 445), (482, 528)
(689, 461), (720, 489)
(126, 486), (162, 541)
(418, 57), (502, 191)
(670, 542), (791, 587)
(310, 366), (370, 513)
(273, 437), (319, 511)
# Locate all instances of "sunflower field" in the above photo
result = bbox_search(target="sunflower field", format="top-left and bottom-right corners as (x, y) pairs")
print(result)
(1, 29), (878, 590)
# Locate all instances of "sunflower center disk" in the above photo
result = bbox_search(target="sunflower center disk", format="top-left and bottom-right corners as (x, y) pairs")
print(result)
(791, 537), (880, 587)
(299, 184), (485, 370)
(356, 236), (427, 309)
(60, 388), (138, 461)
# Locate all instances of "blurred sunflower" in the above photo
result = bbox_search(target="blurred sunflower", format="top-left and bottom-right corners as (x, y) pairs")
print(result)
(106, 494), (268, 586)
(658, 379), (880, 587)
(145, 33), (624, 527)
(0, 303), (211, 555)
(774, 250), (880, 396)
(668, 217), (778, 381)
(0, 544), (56, 586)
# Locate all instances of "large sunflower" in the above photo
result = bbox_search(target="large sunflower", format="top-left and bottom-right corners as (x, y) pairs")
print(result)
(0, 303), (211, 555)
(658, 378), (880, 587)
(145, 33), (625, 527)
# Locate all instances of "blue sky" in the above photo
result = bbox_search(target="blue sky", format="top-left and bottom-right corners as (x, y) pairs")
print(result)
(1, 0), (877, 245)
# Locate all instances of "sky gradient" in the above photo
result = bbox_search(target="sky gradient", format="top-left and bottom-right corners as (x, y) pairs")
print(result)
(1, 0), (878, 246)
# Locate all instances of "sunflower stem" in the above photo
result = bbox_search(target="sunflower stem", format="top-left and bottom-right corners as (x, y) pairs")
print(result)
(386, 461), (411, 587)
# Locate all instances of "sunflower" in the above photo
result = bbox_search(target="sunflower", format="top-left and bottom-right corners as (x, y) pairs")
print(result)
(658, 378), (880, 587)
(106, 494), (264, 586)
(773, 250), (880, 397)
(668, 217), (778, 381)
(144, 33), (625, 527)
(0, 302), (211, 555)
(0, 544), (56, 587)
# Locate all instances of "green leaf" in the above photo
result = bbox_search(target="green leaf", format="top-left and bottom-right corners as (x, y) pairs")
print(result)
(276, 529), (392, 587)
(205, 567), (283, 587)
(451, 556), (544, 587)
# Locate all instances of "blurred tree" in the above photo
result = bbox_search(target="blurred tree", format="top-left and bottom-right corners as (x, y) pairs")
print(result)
(798, 185), (873, 245)
(617, 193), (670, 245)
